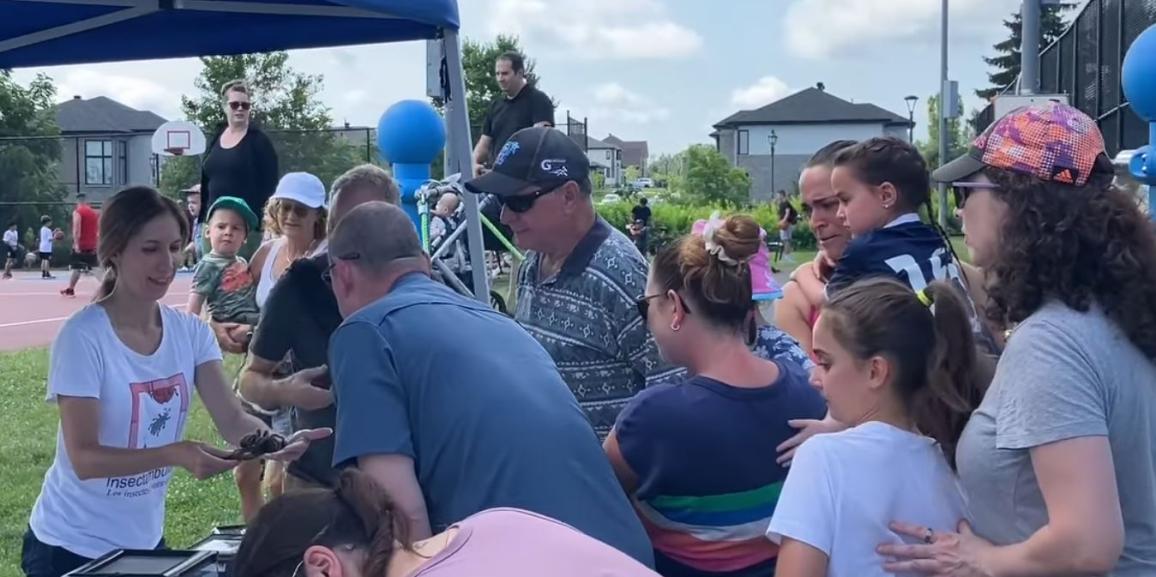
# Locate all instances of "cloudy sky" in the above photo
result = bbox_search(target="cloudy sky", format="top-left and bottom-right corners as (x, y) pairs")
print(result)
(13, 0), (1030, 156)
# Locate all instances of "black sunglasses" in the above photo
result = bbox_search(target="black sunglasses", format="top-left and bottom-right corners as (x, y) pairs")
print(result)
(277, 200), (312, 218)
(636, 293), (692, 322)
(950, 181), (998, 209)
(228, 101), (251, 111)
(498, 184), (564, 214)
(321, 252), (361, 284)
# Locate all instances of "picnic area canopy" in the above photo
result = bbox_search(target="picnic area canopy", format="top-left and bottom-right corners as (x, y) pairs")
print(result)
(0, 0), (458, 67)
(0, 0), (493, 301)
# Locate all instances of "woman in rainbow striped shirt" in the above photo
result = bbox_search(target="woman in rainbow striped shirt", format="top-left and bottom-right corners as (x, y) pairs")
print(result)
(604, 213), (826, 576)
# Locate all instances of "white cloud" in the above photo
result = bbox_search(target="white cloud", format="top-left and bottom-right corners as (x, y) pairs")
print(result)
(488, 0), (702, 60)
(586, 82), (670, 124)
(783, 0), (1020, 59)
(730, 76), (791, 110)
(54, 69), (183, 120)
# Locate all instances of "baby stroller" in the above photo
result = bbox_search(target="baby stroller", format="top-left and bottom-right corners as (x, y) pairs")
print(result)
(418, 176), (516, 315)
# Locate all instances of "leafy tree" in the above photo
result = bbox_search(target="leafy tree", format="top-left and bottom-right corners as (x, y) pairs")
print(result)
(0, 72), (68, 244)
(624, 165), (641, 184)
(678, 145), (750, 207)
(160, 52), (363, 198)
(917, 94), (970, 169)
(976, 4), (1074, 100)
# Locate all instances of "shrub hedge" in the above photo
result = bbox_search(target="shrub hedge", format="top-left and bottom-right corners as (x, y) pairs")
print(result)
(596, 200), (816, 255)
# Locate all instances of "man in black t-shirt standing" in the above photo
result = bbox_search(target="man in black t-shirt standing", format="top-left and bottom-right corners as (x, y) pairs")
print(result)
(472, 51), (555, 176)
(630, 197), (651, 255)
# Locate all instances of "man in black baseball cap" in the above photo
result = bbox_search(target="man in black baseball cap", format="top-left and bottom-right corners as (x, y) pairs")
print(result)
(465, 125), (590, 201)
(465, 126), (678, 439)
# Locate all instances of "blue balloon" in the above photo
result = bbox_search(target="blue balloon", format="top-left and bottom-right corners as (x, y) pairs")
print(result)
(1122, 24), (1156, 121)
(377, 99), (446, 165)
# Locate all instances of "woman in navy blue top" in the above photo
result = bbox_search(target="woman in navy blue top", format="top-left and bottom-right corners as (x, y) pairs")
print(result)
(604, 213), (827, 577)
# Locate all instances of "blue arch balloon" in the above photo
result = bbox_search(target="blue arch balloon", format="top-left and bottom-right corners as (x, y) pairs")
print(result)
(1121, 23), (1156, 221)
(377, 100), (447, 229)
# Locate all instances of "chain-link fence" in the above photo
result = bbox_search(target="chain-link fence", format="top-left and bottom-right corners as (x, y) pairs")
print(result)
(0, 125), (380, 201)
(0, 126), (382, 264)
(974, 0), (1156, 156)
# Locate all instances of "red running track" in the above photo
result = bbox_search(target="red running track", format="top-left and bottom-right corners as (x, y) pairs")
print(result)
(0, 270), (193, 352)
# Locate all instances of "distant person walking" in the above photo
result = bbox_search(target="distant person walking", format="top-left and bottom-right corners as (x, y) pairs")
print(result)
(199, 80), (279, 261)
(472, 51), (555, 176)
(38, 215), (55, 280)
(775, 190), (798, 263)
(630, 197), (651, 255)
(3, 221), (18, 279)
(60, 193), (99, 298)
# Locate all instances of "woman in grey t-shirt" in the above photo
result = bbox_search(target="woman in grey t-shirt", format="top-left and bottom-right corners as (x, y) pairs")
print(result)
(879, 103), (1156, 576)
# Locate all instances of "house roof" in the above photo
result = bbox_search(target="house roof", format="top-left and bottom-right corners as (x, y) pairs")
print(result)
(585, 135), (620, 150)
(713, 87), (913, 129)
(55, 96), (168, 134)
(604, 133), (649, 168)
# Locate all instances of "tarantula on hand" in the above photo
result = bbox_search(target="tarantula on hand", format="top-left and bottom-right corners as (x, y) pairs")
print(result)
(224, 430), (287, 461)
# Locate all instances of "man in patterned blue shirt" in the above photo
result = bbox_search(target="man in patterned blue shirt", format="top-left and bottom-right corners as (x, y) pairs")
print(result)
(466, 127), (681, 438)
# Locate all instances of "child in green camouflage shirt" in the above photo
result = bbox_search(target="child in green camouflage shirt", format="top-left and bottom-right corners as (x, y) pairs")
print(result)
(186, 196), (261, 341)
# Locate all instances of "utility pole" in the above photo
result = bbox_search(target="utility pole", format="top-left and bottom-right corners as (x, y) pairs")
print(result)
(937, 0), (949, 229)
(1020, 0), (1041, 94)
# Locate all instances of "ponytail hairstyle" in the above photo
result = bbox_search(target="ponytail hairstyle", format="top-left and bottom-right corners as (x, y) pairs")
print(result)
(94, 187), (189, 302)
(832, 136), (930, 213)
(821, 278), (987, 467)
(230, 469), (411, 577)
(651, 213), (763, 331)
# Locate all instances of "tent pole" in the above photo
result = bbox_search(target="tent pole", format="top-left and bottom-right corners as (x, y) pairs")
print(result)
(440, 29), (489, 303)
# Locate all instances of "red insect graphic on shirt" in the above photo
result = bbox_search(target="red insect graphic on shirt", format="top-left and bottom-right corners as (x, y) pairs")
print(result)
(128, 373), (190, 449)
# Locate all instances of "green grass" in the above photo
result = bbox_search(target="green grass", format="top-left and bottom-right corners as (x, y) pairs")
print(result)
(0, 351), (245, 576)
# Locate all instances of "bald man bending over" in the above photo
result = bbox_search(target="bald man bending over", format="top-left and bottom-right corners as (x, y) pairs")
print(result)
(325, 202), (654, 568)
(238, 164), (400, 490)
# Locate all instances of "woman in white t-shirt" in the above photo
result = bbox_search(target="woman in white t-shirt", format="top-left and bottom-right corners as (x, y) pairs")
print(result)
(21, 186), (330, 577)
(767, 278), (989, 577)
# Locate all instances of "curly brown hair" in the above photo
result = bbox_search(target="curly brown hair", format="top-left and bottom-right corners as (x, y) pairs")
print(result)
(984, 158), (1156, 361)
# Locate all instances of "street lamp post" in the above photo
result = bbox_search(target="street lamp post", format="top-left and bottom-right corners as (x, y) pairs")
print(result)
(768, 130), (778, 198)
(904, 95), (919, 142)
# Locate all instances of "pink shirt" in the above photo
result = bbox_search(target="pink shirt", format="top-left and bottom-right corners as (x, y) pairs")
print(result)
(408, 508), (659, 577)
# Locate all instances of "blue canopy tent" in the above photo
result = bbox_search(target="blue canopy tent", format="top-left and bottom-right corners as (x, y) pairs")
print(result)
(0, 0), (491, 300)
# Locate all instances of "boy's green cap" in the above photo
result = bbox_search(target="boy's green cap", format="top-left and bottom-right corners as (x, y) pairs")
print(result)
(207, 196), (258, 230)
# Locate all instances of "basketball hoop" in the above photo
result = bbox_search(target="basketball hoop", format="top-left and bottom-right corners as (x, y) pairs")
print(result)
(152, 121), (206, 157)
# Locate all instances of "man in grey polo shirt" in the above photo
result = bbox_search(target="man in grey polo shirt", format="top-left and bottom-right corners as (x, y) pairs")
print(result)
(465, 127), (680, 438)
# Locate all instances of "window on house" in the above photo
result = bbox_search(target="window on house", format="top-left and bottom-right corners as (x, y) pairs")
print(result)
(738, 130), (750, 155)
(85, 140), (114, 185)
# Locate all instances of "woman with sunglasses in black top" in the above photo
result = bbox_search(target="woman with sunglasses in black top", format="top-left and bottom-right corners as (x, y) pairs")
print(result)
(199, 79), (279, 261)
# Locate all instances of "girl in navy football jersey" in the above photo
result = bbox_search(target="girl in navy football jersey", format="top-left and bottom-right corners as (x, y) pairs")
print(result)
(826, 137), (1000, 356)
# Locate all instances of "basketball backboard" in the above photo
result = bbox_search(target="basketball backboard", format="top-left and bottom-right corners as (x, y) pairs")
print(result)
(151, 120), (207, 156)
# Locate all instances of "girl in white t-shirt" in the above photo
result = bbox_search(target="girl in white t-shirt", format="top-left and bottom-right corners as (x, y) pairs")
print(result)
(767, 278), (989, 577)
(21, 186), (330, 577)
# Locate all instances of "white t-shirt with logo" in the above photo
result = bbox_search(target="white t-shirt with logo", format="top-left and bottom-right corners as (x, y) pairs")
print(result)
(39, 226), (53, 253)
(28, 304), (222, 559)
(767, 422), (969, 577)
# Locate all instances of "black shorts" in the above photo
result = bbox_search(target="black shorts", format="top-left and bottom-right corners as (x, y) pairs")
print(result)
(70, 251), (98, 271)
(5, 245), (18, 260)
(38, 252), (51, 261)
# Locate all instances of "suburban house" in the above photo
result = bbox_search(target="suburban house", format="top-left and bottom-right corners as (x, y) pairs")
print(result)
(712, 86), (914, 201)
(568, 133), (623, 188)
(55, 95), (168, 204)
(603, 134), (649, 176)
